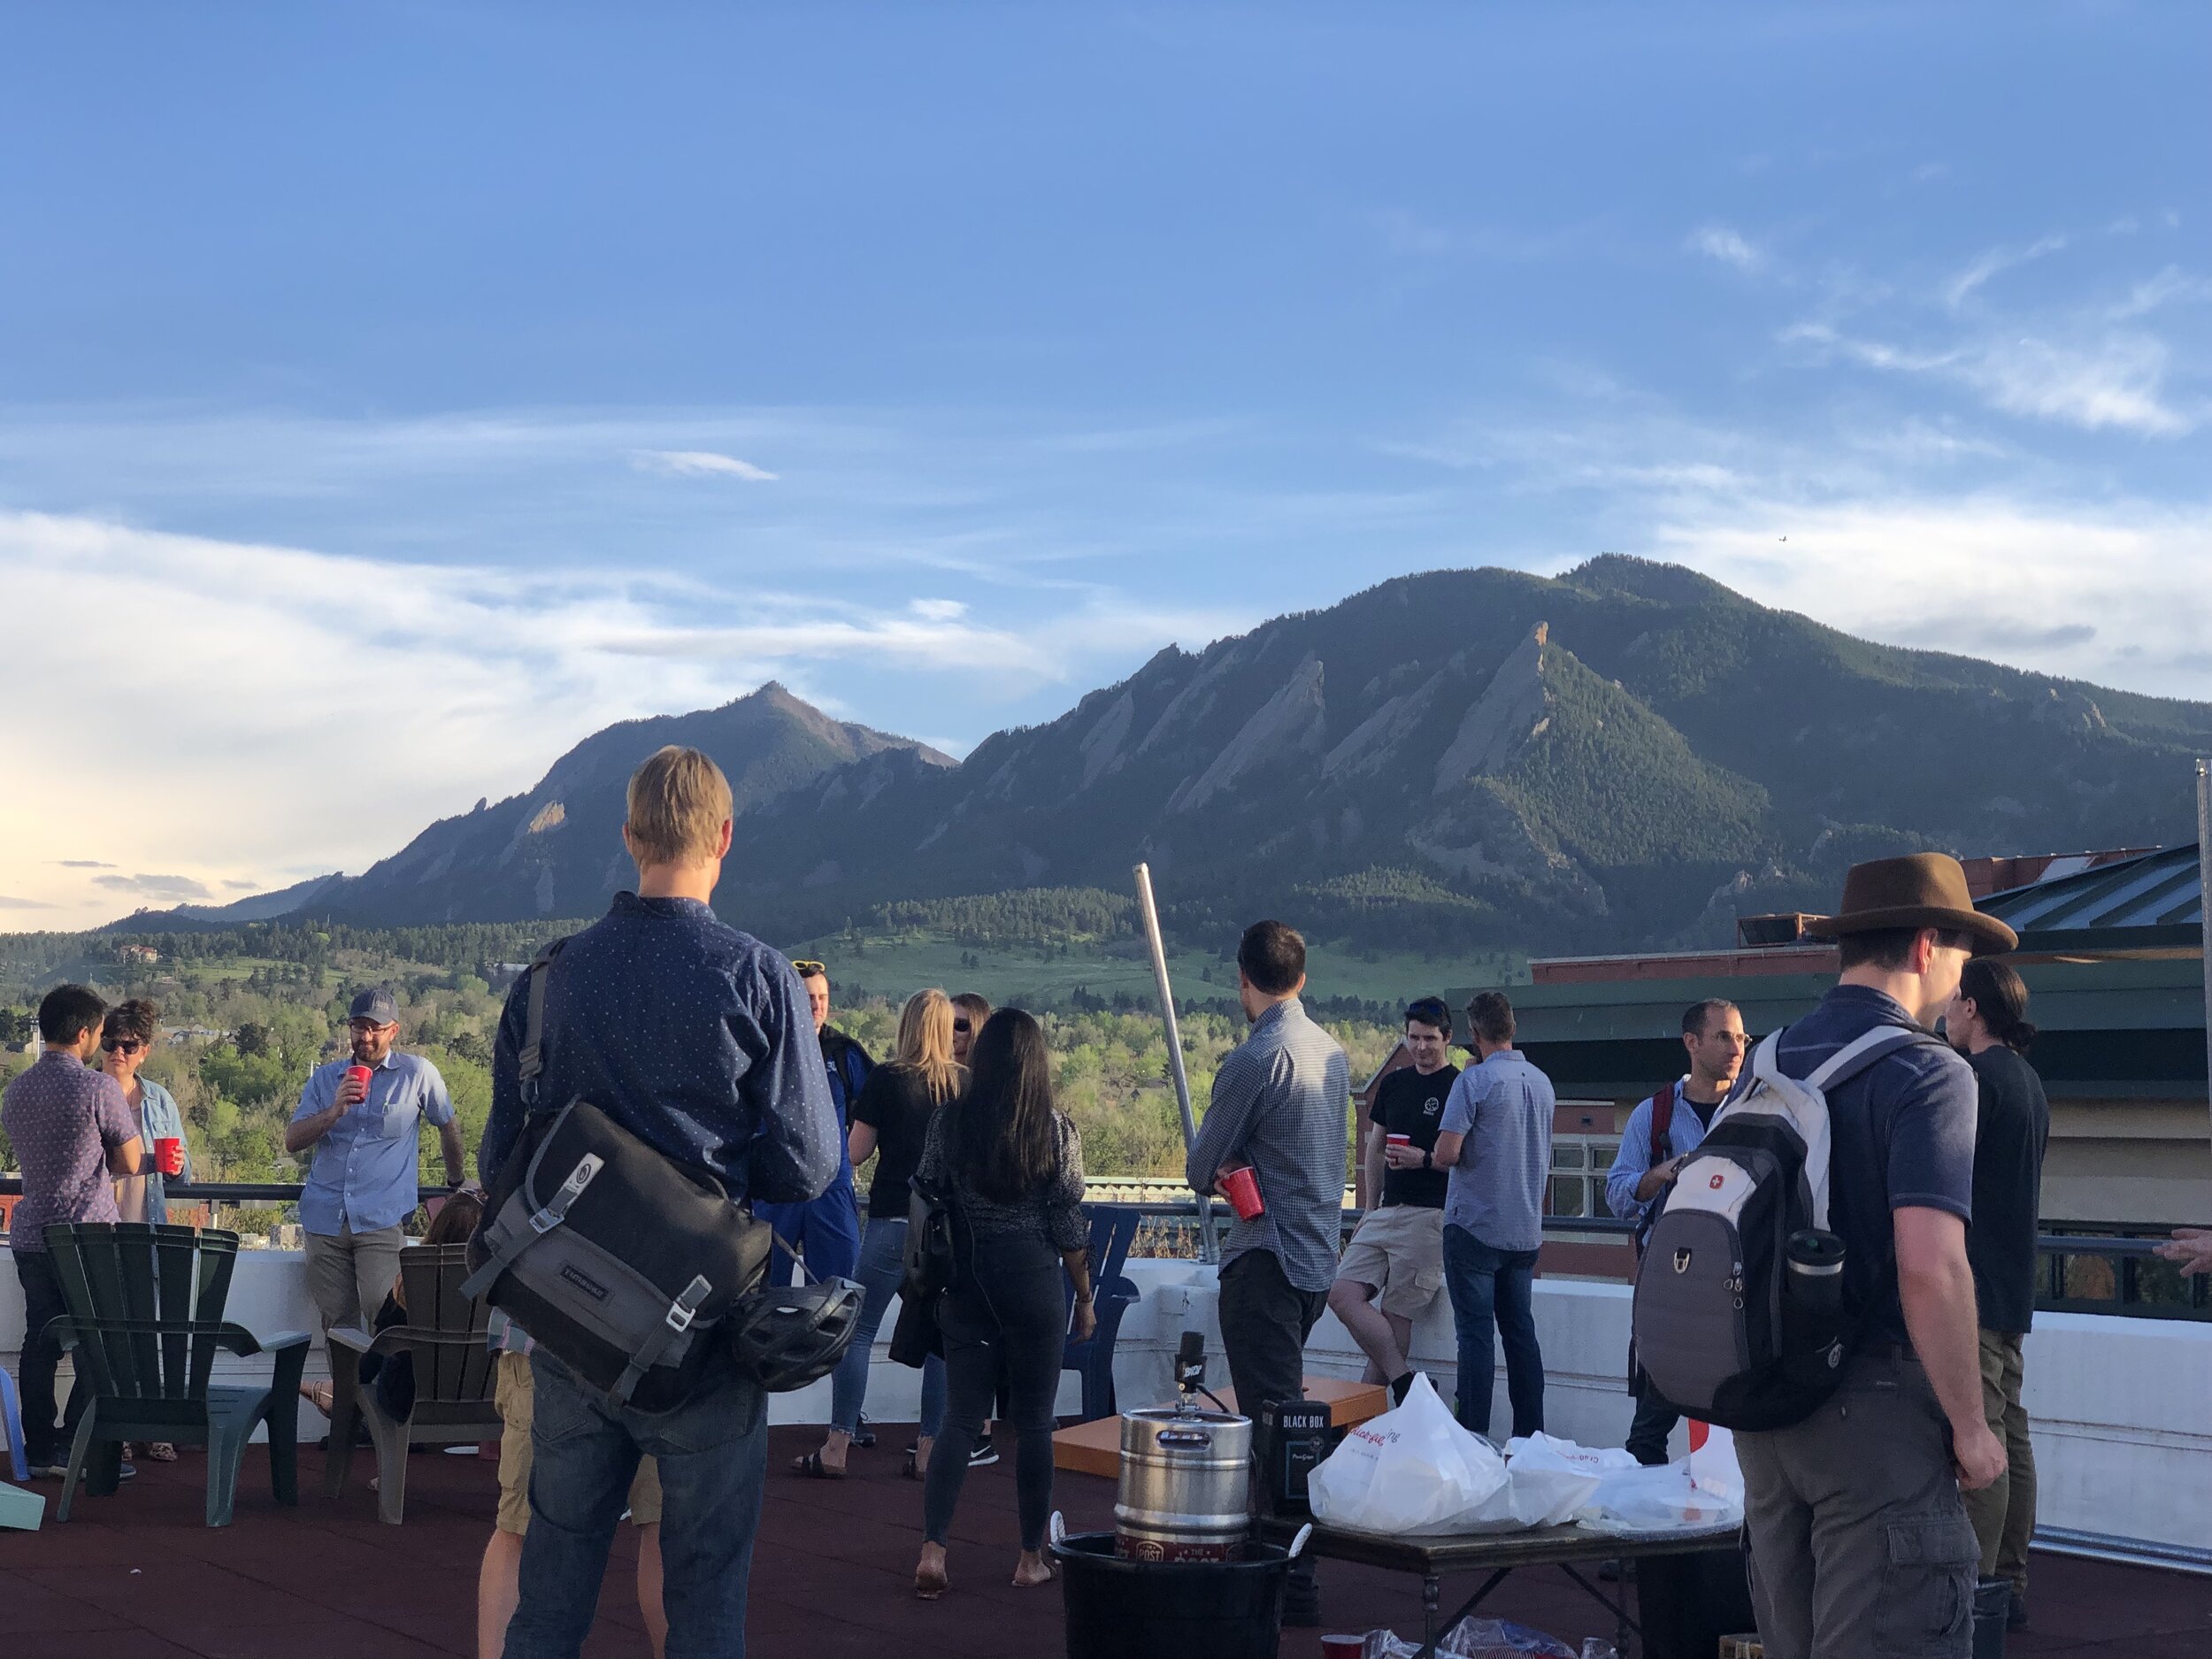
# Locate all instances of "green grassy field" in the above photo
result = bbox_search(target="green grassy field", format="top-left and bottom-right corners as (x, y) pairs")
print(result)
(786, 929), (1526, 1011)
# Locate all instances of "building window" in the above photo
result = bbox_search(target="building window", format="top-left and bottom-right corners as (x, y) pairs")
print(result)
(1548, 1135), (1617, 1221)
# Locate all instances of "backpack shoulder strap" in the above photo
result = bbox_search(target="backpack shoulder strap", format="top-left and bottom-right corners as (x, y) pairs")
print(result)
(1648, 1085), (1677, 1164)
(516, 937), (571, 1108)
(1805, 1025), (1932, 1094)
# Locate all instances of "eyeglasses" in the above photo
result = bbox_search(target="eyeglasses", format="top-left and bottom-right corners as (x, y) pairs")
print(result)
(347, 1018), (394, 1033)
(101, 1037), (145, 1055)
(791, 960), (826, 978)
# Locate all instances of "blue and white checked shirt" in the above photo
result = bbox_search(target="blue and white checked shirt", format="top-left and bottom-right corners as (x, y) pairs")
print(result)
(1441, 1049), (1555, 1254)
(1187, 998), (1351, 1293)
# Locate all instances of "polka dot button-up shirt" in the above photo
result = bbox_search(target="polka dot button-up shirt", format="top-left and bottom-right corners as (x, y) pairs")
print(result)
(4, 1051), (139, 1251)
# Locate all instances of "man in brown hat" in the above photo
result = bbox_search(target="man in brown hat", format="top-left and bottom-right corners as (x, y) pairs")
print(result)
(1739, 853), (2013, 1659)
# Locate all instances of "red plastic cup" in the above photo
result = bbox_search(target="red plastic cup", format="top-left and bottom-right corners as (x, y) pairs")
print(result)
(345, 1063), (373, 1104)
(1386, 1133), (1411, 1148)
(1320, 1638), (1366, 1659)
(1220, 1164), (1264, 1221)
(154, 1137), (185, 1178)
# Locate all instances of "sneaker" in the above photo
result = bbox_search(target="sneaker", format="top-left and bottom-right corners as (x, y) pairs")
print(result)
(24, 1463), (67, 1480)
(118, 1462), (137, 1480)
(853, 1416), (876, 1450)
(968, 1435), (999, 1468)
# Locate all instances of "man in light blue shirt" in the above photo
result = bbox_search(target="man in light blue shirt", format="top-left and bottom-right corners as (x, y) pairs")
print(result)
(1433, 990), (1555, 1439)
(287, 987), (464, 1334)
(1607, 996), (1745, 1463)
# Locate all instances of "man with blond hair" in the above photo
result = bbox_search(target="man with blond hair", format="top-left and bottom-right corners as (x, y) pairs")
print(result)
(480, 745), (840, 1659)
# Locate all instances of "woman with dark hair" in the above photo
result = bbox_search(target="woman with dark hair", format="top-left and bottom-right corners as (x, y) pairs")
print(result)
(99, 999), (191, 1226)
(911, 1008), (1093, 1599)
(1943, 956), (2048, 1627)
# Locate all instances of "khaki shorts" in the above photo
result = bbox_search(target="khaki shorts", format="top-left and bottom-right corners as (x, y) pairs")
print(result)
(1336, 1203), (1446, 1318)
(495, 1351), (661, 1534)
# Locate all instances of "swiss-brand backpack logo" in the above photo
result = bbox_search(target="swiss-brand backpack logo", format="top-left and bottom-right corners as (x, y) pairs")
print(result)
(1709, 1171), (1726, 1189)
(1673, 1248), (1692, 1274)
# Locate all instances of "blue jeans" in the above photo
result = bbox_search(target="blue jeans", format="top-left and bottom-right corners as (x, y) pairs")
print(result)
(829, 1215), (946, 1438)
(1440, 1224), (1545, 1440)
(753, 1171), (862, 1287)
(503, 1349), (767, 1659)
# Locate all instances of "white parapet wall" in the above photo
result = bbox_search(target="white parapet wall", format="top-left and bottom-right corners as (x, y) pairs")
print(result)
(6, 1248), (2205, 1559)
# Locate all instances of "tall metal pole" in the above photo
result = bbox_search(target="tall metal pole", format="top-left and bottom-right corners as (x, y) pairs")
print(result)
(1134, 862), (1217, 1263)
(2197, 760), (2211, 1163)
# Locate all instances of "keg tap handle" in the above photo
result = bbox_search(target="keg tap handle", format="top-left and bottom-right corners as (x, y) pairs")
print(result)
(1173, 1330), (1208, 1412)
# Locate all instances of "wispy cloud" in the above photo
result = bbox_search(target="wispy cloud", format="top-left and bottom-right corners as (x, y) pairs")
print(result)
(633, 449), (779, 480)
(1687, 225), (1763, 273)
(52, 859), (116, 868)
(0, 895), (54, 910)
(1944, 234), (2068, 311)
(1783, 322), (2193, 437)
(94, 872), (212, 900)
(2108, 265), (2212, 321)
(910, 598), (967, 621)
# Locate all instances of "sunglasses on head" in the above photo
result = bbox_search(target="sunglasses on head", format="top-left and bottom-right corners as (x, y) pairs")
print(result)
(101, 1037), (145, 1054)
(792, 960), (826, 977)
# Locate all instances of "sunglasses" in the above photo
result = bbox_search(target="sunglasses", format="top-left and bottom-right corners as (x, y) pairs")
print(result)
(101, 1037), (145, 1055)
(953, 1018), (972, 1034)
(791, 960), (827, 978)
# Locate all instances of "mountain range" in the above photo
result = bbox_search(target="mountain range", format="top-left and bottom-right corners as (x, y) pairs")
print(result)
(125, 557), (2212, 954)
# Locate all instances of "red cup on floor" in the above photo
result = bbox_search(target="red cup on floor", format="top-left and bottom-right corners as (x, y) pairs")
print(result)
(1221, 1164), (1264, 1220)
(154, 1137), (185, 1178)
(1320, 1637), (1366, 1659)
(345, 1063), (373, 1104)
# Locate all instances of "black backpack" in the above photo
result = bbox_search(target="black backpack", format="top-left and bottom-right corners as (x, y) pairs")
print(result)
(465, 941), (856, 1409)
(1631, 1023), (1937, 1432)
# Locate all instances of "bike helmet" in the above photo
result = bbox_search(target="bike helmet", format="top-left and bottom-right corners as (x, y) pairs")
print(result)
(728, 1275), (864, 1393)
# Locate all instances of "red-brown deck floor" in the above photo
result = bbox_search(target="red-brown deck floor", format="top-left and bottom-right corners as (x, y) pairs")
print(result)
(0, 1427), (2200, 1657)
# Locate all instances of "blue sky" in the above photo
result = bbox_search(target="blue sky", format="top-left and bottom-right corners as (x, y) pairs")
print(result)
(3, 3), (2207, 926)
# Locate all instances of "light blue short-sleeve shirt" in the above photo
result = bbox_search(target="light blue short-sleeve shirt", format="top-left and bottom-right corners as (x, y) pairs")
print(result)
(289, 1050), (454, 1235)
(1440, 1049), (1555, 1254)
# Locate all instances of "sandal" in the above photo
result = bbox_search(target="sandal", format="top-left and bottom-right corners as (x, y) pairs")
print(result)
(902, 1448), (920, 1480)
(299, 1380), (334, 1416)
(791, 1448), (846, 1480)
(144, 1442), (179, 1463)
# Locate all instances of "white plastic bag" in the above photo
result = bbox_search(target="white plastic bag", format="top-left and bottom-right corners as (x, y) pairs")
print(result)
(1580, 1459), (1742, 1534)
(1307, 1373), (1509, 1535)
(1688, 1421), (1744, 1506)
(1502, 1432), (1637, 1527)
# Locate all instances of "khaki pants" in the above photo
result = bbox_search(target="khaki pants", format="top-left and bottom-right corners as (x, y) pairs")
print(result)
(303, 1223), (405, 1334)
(495, 1352), (660, 1534)
(1962, 1328), (2035, 1594)
(1740, 1352), (1980, 1659)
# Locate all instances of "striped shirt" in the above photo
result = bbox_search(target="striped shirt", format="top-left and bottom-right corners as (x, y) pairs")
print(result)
(1187, 999), (1351, 1293)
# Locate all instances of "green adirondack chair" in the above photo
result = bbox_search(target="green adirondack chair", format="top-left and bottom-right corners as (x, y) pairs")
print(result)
(43, 1222), (311, 1527)
(325, 1242), (501, 1524)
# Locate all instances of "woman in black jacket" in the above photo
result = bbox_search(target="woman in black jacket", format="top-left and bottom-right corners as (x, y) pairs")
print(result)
(911, 1008), (1094, 1599)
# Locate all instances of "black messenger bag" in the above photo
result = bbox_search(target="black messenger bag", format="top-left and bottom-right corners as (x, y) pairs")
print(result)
(465, 942), (777, 1411)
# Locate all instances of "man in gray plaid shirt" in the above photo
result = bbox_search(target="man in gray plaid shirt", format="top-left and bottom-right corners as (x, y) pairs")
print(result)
(1187, 918), (1349, 1624)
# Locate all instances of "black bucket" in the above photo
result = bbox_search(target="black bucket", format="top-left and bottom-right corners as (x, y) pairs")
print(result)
(1051, 1531), (1290, 1659)
(1973, 1577), (2011, 1659)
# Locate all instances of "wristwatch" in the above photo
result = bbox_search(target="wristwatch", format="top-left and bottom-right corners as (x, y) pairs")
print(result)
(1421, 1148), (1433, 1170)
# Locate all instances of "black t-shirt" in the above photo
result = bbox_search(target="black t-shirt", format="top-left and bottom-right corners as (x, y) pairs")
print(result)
(1375, 1064), (1459, 1210)
(1965, 1045), (2050, 1335)
(850, 1063), (952, 1220)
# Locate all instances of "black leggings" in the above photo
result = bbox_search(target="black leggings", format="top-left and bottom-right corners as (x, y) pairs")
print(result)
(923, 1231), (1064, 1551)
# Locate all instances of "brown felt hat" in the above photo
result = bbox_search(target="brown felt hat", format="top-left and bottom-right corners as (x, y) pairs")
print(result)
(1805, 853), (2018, 956)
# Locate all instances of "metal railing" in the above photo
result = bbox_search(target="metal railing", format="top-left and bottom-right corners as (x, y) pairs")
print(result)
(0, 1179), (2199, 1316)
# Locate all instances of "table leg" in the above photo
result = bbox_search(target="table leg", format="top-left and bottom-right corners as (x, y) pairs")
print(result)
(1557, 1561), (1644, 1656)
(1422, 1572), (1440, 1657)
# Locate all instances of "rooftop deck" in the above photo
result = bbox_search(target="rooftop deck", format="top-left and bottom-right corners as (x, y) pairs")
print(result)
(4, 1429), (2204, 1659)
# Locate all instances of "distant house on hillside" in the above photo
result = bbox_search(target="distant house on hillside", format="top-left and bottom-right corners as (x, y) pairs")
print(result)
(119, 944), (161, 965)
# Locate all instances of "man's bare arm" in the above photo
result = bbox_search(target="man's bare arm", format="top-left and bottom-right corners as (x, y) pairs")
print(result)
(1894, 1204), (2005, 1490)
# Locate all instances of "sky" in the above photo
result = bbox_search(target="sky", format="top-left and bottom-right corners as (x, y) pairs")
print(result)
(3, 3), (2208, 930)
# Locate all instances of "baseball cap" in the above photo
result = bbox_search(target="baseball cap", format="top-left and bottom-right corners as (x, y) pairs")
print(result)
(349, 987), (399, 1025)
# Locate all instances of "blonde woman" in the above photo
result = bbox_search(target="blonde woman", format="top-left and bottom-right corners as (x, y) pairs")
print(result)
(792, 988), (962, 1479)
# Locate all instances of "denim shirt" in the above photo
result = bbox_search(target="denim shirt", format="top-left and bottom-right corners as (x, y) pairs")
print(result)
(479, 892), (840, 1207)
(1604, 1079), (1710, 1237)
(134, 1077), (193, 1226)
(289, 1050), (455, 1236)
